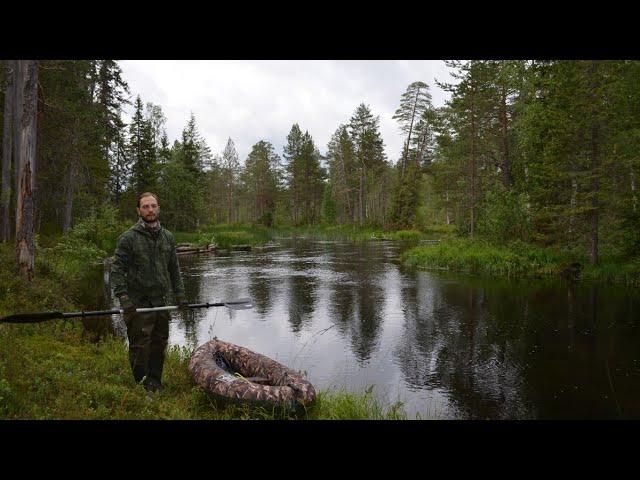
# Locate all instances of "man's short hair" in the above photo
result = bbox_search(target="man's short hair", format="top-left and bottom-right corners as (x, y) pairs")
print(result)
(137, 192), (159, 208)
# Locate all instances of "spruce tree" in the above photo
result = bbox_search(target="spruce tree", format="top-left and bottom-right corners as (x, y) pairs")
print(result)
(128, 95), (157, 194)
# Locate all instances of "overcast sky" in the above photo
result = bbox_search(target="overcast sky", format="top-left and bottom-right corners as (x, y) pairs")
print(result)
(118, 60), (456, 165)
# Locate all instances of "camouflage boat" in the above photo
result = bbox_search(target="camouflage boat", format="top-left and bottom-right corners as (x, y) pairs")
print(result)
(188, 338), (316, 410)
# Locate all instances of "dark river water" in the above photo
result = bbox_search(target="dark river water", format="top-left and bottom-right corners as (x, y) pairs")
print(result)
(82, 238), (640, 419)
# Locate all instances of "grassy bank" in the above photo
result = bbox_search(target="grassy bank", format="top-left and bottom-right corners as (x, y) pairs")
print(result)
(268, 224), (434, 242)
(402, 238), (640, 285)
(0, 320), (408, 419)
(174, 224), (273, 250)
(0, 242), (410, 419)
(172, 224), (440, 251)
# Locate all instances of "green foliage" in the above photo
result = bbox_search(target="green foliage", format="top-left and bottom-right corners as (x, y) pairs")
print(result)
(36, 203), (125, 284)
(156, 158), (204, 231)
(388, 230), (423, 240)
(322, 183), (337, 224)
(257, 211), (274, 227)
(173, 225), (272, 249)
(620, 203), (640, 257)
(0, 361), (12, 417)
(309, 385), (408, 420)
(128, 95), (159, 194)
(241, 140), (281, 225)
(283, 125), (325, 225)
(402, 237), (640, 285)
(389, 166), (420, 228)
(403, 238), (571, 277)
(477, 181), (532, 243)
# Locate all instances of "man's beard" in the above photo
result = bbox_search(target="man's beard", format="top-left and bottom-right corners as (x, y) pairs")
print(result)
(141, 213), (159, 224)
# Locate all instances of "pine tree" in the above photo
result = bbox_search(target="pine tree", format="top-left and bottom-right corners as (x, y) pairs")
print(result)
(434, 61), (496, 237)
(221, 137), (240, 223)
(326, 125), (357, 223)
(392, 81), (433, 178)
(242, 140), (281, 225)
(283, 123), (304, 224)
(348, 104), (387, 226)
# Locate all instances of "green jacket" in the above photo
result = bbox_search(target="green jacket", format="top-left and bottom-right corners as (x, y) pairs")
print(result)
(111, 222), (185, 302)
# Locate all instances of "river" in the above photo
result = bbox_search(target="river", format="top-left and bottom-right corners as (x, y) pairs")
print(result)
(81, 237), (640, 419)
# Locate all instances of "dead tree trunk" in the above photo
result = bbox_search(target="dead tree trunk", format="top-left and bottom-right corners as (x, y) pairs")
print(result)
(1, 60), (14, 242)
(15, 60), (38, 281)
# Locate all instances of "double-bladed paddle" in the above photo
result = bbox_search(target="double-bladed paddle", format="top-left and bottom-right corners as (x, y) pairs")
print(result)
(0, 298), (254, 324)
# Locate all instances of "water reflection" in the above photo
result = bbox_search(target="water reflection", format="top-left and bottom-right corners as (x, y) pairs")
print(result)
(86, 239), (640, 419)
(326, 244), (385, 363)
(247, 270), (275, 317)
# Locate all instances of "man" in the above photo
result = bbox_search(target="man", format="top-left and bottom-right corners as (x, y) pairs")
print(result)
(111, 192), (188, 393)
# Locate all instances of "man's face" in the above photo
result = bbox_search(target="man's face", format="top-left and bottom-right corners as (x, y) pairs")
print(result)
(137, 196), (160, 222)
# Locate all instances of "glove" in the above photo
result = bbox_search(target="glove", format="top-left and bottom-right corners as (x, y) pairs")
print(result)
(175, 295), (189, 310)
(118, 294), (136, 321)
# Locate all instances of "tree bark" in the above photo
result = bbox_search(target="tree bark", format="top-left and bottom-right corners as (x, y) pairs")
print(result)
(1, 60), (14, 242)
(470, 88), (477, 239)
(62, 157), (78, 234)
(445, 190), (451, 225)
(359, 166), (365, 227)
(569, 177), (577, 238)
(13, 61), (23, 202)
(338, 150), (352, 221)
(15, 60), (38, 281)
(500, 85), (511, 188)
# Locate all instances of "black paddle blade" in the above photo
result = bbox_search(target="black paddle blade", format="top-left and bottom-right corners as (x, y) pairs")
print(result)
(0, 311), (65, 324)
(224, 298), (253, 310)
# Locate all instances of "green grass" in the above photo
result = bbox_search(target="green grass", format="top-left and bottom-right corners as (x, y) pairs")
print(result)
(174, 224), (273, 249)
(0, 319), (411, 419)
(582, 257), (640, 285)
(172, 224), (435, 249)
(402, 238), (640, 285)
(268, 225), (432, 243)
(310, 385), (409, 420)
(402, 239), (565, 277)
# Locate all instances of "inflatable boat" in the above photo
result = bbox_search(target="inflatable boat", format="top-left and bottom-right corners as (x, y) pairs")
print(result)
(188, 338), (316, 410)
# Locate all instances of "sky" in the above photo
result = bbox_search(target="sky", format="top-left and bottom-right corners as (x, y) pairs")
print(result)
(118, 60), (456, 165)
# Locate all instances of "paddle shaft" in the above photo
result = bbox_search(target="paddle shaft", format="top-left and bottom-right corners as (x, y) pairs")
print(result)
(0, 299), (253, 324)
(63, 302), (228, 319)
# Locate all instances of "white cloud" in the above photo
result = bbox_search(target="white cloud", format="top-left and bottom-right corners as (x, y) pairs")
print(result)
(119, 60), (455, 164)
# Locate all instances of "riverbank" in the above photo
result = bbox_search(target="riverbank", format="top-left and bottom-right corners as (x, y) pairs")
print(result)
(174, 223), (447, 250)
(401, 238), (640, 286)
(0, 243), (408, 419)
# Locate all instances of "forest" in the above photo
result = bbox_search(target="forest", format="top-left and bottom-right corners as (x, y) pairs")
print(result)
(2, 60), (640, 279)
